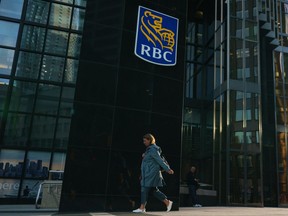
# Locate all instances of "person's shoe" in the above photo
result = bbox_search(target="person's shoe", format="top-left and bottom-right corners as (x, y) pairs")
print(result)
(166, 200), (173, 212)
(194, 204), (202, 207)
(133, 208), (146, 213)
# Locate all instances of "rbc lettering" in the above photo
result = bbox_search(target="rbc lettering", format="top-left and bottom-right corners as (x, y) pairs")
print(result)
(140, 44), (172, 62)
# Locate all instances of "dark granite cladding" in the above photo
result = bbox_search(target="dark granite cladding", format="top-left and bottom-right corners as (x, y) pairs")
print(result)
(59, 0), (186, 212)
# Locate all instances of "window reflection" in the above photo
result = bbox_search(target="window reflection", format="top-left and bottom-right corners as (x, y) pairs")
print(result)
(0, 48), (14, 75)
(59, 101), (73, 117)
(75, 0), (87, 7)
(30, 116), (57, 149)
(51, 153), (66, 179)
(49, 3), (72, 29)
(45, 29), (68, 56)
(0, 79), (9, 110)
(0, 21), (19, 47)
(68, 33), (82, 57)
(3, 113), (31, 147)
(0, 0), (23, 19)
(55, 0), (73, 4)
(21, 179), (41, 198)
(62, 87), (75, 101)
(234, 131), (244, 144)
(16, 52), (41, 79)
(64, 58), (78, 83)
(0, 179), (20, 198)
(72, 8), (85, 31)
(236, 110), (243, 121)
(26, 0), (50, 24)
(21, 25), (45, 52)
(282, 2), (288, 35)
(0, 150), (25, 178)
(35, 84), (61, 115)
(278, 132), (287, 204)
(10, 80), (37, 113)
(41, 55), (65, 82)
(59, 87), (75, 117)
(54, 118), (71, 150)
(25, 151), (51, 179)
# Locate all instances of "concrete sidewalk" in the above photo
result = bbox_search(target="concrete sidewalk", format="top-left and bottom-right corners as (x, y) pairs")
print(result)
(0, 207), (288, 216)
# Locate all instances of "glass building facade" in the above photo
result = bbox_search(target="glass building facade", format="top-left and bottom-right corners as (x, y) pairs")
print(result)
(0, 0), (85, 202)
(0, 0), (288, 212)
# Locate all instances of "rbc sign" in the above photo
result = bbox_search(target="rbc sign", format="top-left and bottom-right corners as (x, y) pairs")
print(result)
(134, 6), (179, 66)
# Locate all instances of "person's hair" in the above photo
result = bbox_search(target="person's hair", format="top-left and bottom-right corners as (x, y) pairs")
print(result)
(143, 133), (156, 144)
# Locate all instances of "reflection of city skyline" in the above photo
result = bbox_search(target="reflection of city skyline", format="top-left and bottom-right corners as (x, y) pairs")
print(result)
(0, 159), (48, 178)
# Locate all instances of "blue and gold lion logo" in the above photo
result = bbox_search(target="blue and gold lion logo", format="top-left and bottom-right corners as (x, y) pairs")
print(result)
(135, 6), (178, 66)
(140, 11), (175, 52)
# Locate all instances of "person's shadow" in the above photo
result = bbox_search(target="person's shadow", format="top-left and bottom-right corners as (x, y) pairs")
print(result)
(53, 213), (162, 216)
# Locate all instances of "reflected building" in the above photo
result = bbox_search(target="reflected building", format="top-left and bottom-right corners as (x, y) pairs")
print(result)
(1, 0), (288, 212)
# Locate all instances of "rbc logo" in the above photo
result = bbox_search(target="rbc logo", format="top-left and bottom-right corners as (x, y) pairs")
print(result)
(134, 6), (179, 66)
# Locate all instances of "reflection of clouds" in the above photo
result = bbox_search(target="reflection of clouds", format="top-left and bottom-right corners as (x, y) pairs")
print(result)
(0, 78), (9, 85)
(27, 151), (50, 167)
(51, 153), (66, 171)
(0, 150), (24, 165)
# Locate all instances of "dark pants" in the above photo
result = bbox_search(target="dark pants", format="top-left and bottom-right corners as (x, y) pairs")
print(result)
(141, 187), (167, 205)
(188, 185), (199, 205)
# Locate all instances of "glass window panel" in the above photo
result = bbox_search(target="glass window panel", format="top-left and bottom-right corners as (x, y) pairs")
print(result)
(26, 0), (50, 24)
(0, 149), (25, 178)
(0, 79), (9, 110)
(62, 87), (75, 101)
(21, 179), (41, 198)
(68, 33), (82, 57)
(0, 179), (20, 198)
(59, 87), (74, 116)
(236, 91), (244, 99)
(30, 116), (56, 149)
(35, 84), (60, 115)
(41, 55), (65, 82)
(236, 110), (243, 121)
(231, 0), (242, 18)
(54, 118), (71, 150)
(59, 101), (73, 117)
(25, 151), (51, 179)
(0, 111), (2, 126)
(244, 0), (257, 20)
(230, 39), (243, 80)
(245, 21), (257, 41)
(45, 30), (68, 55)
(0, 0), (23, 19)
(16, 52), (41, 79)
(282, 2), (288, 35)
(0, 48), (14, 75)
(3, 113), (31, 147)
(0, 21), (19, 47)
(246, 109), (252, 121)
(50, 153), (66, 180)
(21, 25), (45, 52)
(75, 0), (87, 7)
(234, 131), (244, 144)
(10, 80), (37, 113)
(54, 0), (73, 4)
(284, 53), (288, 82)
(72, 8), (85, 31)
(49, 3), (72, 29)
(64, 58), (78, 83)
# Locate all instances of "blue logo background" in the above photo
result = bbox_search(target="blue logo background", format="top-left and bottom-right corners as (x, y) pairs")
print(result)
(134, 6), (179, 66)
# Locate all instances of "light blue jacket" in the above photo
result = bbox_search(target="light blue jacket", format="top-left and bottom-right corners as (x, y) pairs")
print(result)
(141, 144), (170, 187)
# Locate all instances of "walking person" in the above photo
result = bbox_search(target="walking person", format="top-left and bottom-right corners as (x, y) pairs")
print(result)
(133, 134), (174, 213)
(186, 166), (202, 207)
